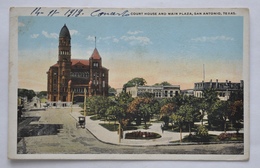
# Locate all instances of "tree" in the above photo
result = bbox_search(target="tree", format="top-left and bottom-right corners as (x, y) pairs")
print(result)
(87, 96), (111, 118)
(229, 90), (243, 102)
(154, 81), (172, 86)
(211, 100), (229, 132)
(37, 91), (47, 98)
(229, 100), (243, 133)
(160, 103), (175, 127)
(181, 104), (195, 135)
(108, 85), (117, 96)
(171, 112), (185, 143)
(138, 92), (155, 98)
(127, 97), (160, 126)
(107, 105), (125, 124)
(199, 89), (219, 127)
(18, 88), (36, 101)
(123, 77), (147, 91)
(113, 92), (134, 125)
(160, 81), (172, 86)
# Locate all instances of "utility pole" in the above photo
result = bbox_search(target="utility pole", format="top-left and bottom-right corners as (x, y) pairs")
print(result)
(118, 122), (121, 143)
(70, 91), (74, 113)
(83, 88), (87, 117)
(203, 64), (205, 81)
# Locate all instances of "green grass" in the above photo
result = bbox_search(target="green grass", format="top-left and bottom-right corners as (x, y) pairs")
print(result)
(99, 123), (119, 131)
(40, 98), (47, 103)
(99, 123), (139, 132)
(90, 115), (101, 120)
(170, 133), (244, 143)
(80, 111), (96, 116)
(170, 134), (219, 143)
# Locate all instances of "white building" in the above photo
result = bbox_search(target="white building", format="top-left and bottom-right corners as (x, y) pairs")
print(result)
(193, 79), (243, 101)
(126, 85), (180, 98)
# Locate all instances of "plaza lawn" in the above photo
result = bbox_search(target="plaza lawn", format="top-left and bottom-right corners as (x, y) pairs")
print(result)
(170, 133), (244, 143)
(99, 123), (139, 132)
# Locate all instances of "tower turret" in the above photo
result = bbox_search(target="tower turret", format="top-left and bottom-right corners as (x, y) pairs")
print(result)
(57, 24), (71, 101)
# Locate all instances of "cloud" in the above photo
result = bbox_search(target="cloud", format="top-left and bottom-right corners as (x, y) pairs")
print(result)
(127, 30), (143, 35)
(69, 29), (78, 36)
(42, 31), (58, 39)
(30, 34), (39, 39)
(18, 22), (25, 27)
(120, 35), (152, 46)
(101, 36), (119, 43)
(86, 35), (95, 41)
(191, 36), (234, 42)
(87, 36), (119, 43)
(113, 38), (119, 43)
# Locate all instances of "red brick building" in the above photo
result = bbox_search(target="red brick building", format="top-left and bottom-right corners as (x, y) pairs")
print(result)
(47, 24), (109, 102)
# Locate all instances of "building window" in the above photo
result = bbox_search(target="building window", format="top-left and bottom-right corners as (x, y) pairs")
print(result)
(93, 62), (99, 67)
(103, 81), (105, 88)
(164, 91), (168, 97)
(175, 91), (179, 96)
(170, 91), (173, 97)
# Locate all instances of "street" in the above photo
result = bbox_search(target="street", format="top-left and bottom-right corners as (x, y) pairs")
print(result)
(17, 108), (244, 154)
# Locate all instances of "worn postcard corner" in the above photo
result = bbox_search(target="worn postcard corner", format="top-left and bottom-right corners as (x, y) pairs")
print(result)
(8, 7), (249, 160)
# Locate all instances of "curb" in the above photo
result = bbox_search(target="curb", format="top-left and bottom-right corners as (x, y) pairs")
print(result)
(69, 112), (244, 147)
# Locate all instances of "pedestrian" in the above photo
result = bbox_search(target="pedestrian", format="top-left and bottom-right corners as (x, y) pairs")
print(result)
(161, 124), (164, 133)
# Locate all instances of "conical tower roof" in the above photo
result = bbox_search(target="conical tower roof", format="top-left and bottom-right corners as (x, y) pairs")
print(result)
(59, 24), (71, 39)
(90, 48), (101, 59)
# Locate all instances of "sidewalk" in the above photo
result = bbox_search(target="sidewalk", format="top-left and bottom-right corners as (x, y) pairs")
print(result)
(70, 110), (241, 146)
(70, 110), (192, 146)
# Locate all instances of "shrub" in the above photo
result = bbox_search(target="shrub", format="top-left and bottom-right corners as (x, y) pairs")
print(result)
(218, 133), (243, 141)
(125, 131), (161, 139)
(196, 125), (208, 137)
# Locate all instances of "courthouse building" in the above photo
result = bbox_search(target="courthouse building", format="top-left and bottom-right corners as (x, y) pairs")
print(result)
(46, 24), (109, 104)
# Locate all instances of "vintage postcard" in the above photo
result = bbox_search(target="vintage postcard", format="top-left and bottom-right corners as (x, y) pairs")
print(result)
(8, 7), (249, 160)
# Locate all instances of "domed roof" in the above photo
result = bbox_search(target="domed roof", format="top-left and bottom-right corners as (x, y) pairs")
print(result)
(59, 24), (71, 39)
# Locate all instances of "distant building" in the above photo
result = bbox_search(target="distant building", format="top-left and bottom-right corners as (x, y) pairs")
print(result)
(193, 79), (243, 101)
(116, 88), (123, 96)
(46, 24), (109, 104)
(126, 85), (180, 98)
(181, 89), (194, 96)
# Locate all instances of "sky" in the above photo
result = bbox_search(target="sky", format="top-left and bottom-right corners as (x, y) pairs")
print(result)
(18, 16), (243, 91)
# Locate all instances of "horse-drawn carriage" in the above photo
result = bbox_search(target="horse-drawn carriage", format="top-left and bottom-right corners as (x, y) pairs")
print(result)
(76, 116), (85, 128)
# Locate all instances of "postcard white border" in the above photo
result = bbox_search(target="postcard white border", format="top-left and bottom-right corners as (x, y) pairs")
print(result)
(8, 7), (249, 160)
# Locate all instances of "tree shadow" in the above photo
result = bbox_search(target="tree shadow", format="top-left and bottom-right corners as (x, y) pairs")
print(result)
(17, 124), (63, 143)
